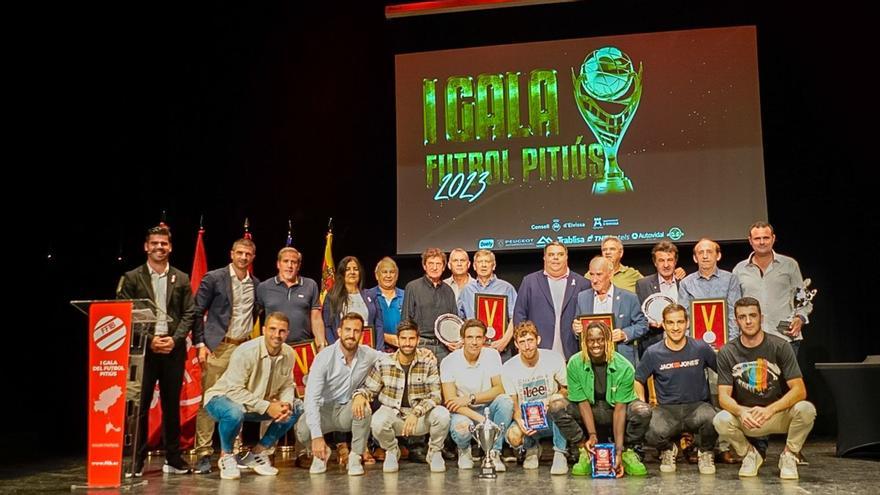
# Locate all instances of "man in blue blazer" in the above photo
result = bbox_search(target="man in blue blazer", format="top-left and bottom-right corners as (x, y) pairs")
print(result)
(513, 241), (591, 359)
(191, 238), (259, 474)
(574, 256), (648, 366)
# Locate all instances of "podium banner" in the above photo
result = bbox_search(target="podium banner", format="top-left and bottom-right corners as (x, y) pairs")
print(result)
(87, 301), (133, 487)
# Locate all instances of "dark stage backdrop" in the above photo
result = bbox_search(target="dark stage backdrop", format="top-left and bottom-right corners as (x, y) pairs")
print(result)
(21, 1), (874, 462)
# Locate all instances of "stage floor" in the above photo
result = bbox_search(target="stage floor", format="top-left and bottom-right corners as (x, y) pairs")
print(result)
(3, 439), (877, 494)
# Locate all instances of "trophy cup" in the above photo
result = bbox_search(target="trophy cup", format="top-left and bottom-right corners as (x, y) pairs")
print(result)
(572, 46), (643, 195)
(470, 409), (504, 479)
(777, 278), (818, 336)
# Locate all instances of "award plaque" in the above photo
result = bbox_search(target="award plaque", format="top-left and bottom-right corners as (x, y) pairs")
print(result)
(521, 401), (549, 430)
(435, 313), (464, 346)
(359, 325), (376, 349)
(641, 293), (674, 325)
(690, 299), (727, 350)
(475, 293), (508, 342)
(577, 313), (615, 342)
(591, 443), (617, 478)
(290, 340), (317, 396)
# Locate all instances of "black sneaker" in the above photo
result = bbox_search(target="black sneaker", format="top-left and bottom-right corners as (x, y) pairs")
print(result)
(163, 456), (192, 474)
(193, 455), (212, 474)
(501, 445), (517, 463)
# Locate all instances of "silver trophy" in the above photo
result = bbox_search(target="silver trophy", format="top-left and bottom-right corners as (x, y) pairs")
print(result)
(777, 278), (818, 335)
(470, 408), (504, 479)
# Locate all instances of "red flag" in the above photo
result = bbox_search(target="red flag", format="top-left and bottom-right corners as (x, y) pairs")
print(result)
(319, 229), (334, 304)
(145, 227), (206, 450)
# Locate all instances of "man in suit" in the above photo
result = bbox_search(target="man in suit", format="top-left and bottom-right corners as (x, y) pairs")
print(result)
(117, 225), (197, 476)
(191, 238), (259, 474)
(514, 241), (591, 359)
(635, 241), (686, 358)
(573, 256), (648, 366)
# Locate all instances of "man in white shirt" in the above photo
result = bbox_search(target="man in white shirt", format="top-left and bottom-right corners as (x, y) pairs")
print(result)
(444, 248), (475, 302)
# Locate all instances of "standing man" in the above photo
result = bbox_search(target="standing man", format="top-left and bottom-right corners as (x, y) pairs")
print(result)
(365, 256), (405, 350)
(458, 249), (518, 357)
(573, 256), (648, 366)
(440, 319), (513, 471)
(403, 247), (458, 360)
(634, 304), (718, 474)
(117, 225), (196, 475)
(352, 321), (451, 473)
(444, 248), (475, 303)
(733, 222), (812, 355)
(678, 238), (742, 341)
(514, 241), (591, 359)
(293, 313), (382, 476)
(635, 241), (685, 357)
(256, 247), (327, 348)
(713, 297), (816, 479)
(503, 322), (571, 475)
(202, 312), (301, 480)
(600, 236), (643, 294)
(191, 238), (259, 474)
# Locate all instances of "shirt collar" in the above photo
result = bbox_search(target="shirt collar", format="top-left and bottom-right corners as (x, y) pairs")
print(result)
(148, 264), (169, 277)
(543, 269), (570, 281)
(229, 264), (252, 283)
(274, 275), (301, 287)
(747, 250), (778, 265)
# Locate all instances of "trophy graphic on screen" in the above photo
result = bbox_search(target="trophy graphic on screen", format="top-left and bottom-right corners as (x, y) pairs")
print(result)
(572, 46), (643, 195)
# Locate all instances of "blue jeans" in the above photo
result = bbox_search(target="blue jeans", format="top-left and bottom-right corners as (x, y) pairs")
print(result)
(205, 396), (301, 454)
(520, 417), (568, 453)
(450, 395), (513, 451)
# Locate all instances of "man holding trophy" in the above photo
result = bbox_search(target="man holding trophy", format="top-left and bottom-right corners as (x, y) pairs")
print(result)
(734, 222), (814, 356)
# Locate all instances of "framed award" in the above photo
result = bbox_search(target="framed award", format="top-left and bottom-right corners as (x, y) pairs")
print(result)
(591, 443), (617, 478)
(577, 313), (615, 342)
(475, 293), (508, 342)
(290, 340), (317, 396)
(690, 298), (727, 350)
(521, 401), (549, 430)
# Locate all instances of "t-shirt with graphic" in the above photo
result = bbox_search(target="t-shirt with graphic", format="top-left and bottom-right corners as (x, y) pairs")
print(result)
(717, 333), (801, 407)
(635, 337), (717, 404)
(502, 349), (567, 407)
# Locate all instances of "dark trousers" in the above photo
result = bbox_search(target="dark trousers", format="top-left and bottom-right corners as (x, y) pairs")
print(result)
(645, 402), (717, 452)
(136, 343), (185, 461)
(550, 399), (651, 449)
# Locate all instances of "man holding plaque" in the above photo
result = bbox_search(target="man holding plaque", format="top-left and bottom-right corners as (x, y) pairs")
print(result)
(558, 321), (651, 476)
(678, 239), (742, 342)
(514, 241), (591, 359)
(458, 249), (518, 358)
(572, 256), (648, 366)
(733, 222), (812, 356)
(713, 297), (816, 480)
(599, 236), (643, 293)
(403, 247), (458, 360)
(634, 304), (718, 474)
(502, 322), (571, 475)
(635, 241), (686, 358)
(440, 319), (513, 471)
(352, 320), (450, 473)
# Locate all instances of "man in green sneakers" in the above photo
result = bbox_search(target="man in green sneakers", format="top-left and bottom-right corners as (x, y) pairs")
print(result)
(550, 321), (651, 476)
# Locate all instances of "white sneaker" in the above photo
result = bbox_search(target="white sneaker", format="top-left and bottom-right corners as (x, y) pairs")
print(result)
(218, 454), (241, 480)
(240, 451), (278, 476)
(383, 449), (399, 473)
(660, 444), (678, 473)
(550, 451), (568, 475)
(428, 449), (447, 472)
(348, 453), (364, 476)
(698, 450), (715, 475)
(489, 450), (506, 472)
(458, 448), (474, 469)
(739, 445), (763, 477)
(778, 450), (799, 480)
(309, 455), (327, 474)
(523, 446), (541, 469)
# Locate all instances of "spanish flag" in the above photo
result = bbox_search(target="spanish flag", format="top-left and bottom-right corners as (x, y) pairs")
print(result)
(319, 227), (334, 305)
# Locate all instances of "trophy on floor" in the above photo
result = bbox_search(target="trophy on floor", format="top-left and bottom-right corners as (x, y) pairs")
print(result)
(471, 409), (504, 479)
(778, 278), (818, 336)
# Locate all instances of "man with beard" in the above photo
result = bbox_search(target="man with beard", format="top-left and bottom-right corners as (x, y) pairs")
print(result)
(713, 297), (816, 480)
(117, 225), (196, 476)
(353, 320), (451, 473)
(202, 312), (301, 479)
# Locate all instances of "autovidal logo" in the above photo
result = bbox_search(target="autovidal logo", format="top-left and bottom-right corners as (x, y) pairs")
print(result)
(667, 227), (684, 241)
(536, 236), (555, 248)
(478, 238), (495, 249)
